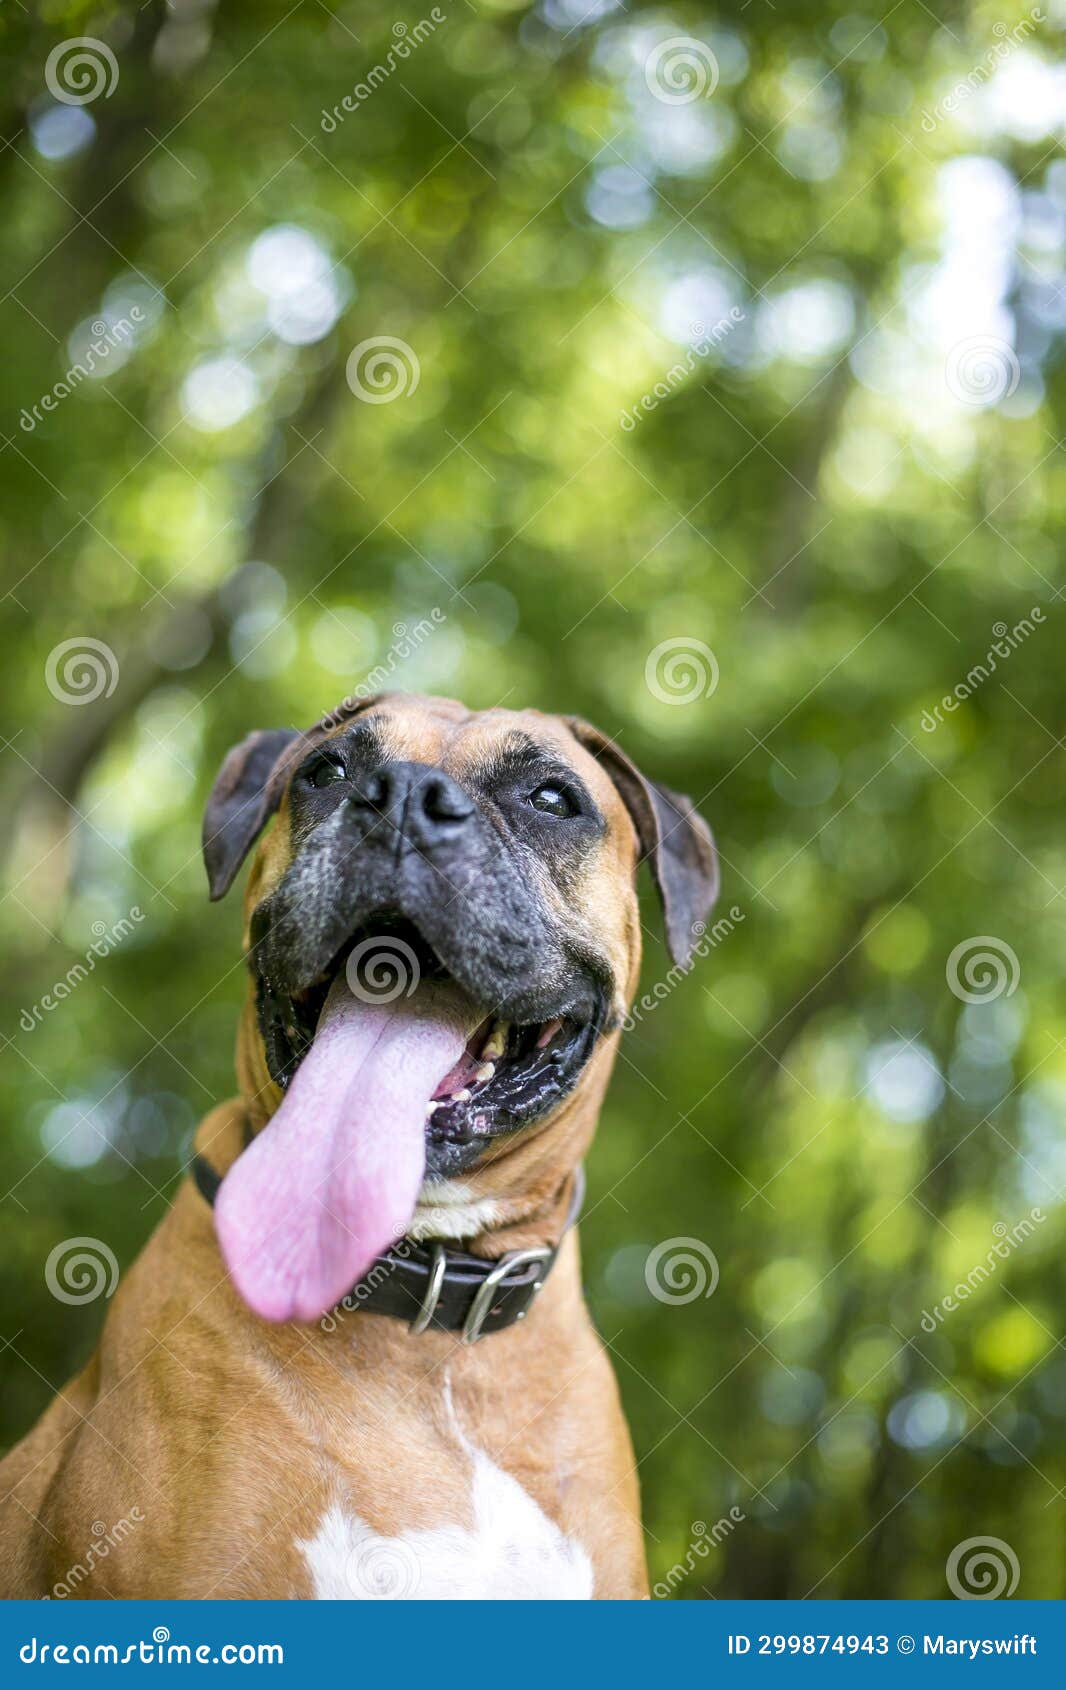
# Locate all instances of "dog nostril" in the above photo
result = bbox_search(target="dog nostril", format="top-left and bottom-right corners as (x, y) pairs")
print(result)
(422, 777), (473, 824)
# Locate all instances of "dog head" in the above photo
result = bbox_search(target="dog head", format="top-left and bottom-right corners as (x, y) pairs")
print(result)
(202, 692), (717, 1319)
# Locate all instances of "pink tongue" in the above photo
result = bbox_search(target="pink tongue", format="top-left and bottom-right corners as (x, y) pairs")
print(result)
(215, 973), (481, 1323)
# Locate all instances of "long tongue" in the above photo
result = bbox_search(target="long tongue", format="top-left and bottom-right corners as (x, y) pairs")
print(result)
(215, 973), (481, 1323)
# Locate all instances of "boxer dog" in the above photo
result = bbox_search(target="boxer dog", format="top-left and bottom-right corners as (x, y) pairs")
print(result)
(0, 692), (717, 1599)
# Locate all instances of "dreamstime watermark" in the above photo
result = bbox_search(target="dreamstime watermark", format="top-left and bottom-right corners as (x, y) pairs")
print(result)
(624, 905), (744, 1031)
(19, 1632), (284, 1665)
(919, 611), (1047, 736)
(320, 13), (447, 131)
(645, 636), (719, 705)
(645, 1237), (719, 1305)
(919, 1208), (1046, 1331)
(644, 37), (719, 105)
(620, 310), (745, 431)
(45, 636), (119, 706)
(918, 9), (1045, 133)
(319, 1239), (414, 1334)
(920, 609), (1044, 731)
(318, 609), (446, 731)
(45, 1237), (120, 1305)
(652, 1508), (745, 1598)
(20, 908), (145, 1033)
(46, 1511), (145, 1599)
(45, 37), (119, 106)
(345, 335), (421, 403)
(946, 935), (1020, 1004)
(345, 935), (421, 1005)
(20, 309), (144, 433)
(946, 1536), (1020, 1599)
(945, 336), (1021, 407)
(346, 1538), (421, 1598)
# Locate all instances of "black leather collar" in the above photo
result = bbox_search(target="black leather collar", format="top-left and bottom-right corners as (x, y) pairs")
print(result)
(191, 1152), (583, 1342)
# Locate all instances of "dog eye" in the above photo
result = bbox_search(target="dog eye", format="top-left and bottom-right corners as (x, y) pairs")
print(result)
(527, 783), (577, 818)
(307, 758), (346, 789)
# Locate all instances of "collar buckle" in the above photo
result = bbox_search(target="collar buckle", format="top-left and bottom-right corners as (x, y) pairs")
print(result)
(461, 1245), (553, 1344)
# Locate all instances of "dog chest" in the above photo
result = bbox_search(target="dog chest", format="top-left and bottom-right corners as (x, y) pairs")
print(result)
(296, 1443), (593, 1600)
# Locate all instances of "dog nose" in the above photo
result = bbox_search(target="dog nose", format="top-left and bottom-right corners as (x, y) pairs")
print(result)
(419, 773), (474, 824)
(350, 762), (474, 837)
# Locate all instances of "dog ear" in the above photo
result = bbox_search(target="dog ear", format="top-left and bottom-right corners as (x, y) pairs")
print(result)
(202, 728), (303, 901)
(565, 718), (719, 969)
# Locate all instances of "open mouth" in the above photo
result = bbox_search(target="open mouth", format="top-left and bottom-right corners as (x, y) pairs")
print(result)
(219, 912), (606, 1322)
(219, 912), (604, 1318)
(254, 916), (601, 1165)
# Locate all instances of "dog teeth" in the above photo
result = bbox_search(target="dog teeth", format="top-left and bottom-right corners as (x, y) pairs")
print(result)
(425, 1101), (439, 1119)
(452, 1088), (471, 1103)
(481, 1022), (508, 1060)
(475, 1062), (495, 1084)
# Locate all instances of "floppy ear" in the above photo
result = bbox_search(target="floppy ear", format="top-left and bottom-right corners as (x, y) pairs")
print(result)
(565, 718), (719, 969)
(202, 728), (303, 901)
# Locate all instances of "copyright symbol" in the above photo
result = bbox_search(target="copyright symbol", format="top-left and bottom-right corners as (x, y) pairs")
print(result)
(897, 1636), (915, 1655)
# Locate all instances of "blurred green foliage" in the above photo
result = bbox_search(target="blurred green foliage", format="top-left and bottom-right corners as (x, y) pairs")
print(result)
(2, 0), (1065, 1599)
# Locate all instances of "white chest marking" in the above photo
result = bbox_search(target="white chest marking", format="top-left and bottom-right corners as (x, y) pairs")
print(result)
(296, 1447), (593, 1600)
(409, 1177), (502, 1244)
